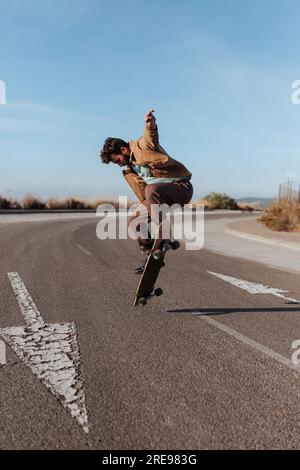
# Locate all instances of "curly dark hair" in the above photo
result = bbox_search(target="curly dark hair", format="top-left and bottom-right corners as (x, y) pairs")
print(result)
(100, 137), (129, 164)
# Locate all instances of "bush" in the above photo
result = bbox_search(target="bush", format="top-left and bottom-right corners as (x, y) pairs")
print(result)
(21, 194), (46, 210)
(260, 200), (300, 232)
(64, 197), (91, 210)
(203, 192), (239, 210)
(46, 198), (67, 210)
(0, 196), (21, 210)
(91, 198), (120, 210)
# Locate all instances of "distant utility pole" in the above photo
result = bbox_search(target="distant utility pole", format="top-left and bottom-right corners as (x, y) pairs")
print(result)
(278, 183), (282, 202)
(287, 178), (292, 202)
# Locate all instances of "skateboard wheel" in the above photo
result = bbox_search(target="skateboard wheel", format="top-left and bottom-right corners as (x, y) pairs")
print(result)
(154, 288), (163, 297)
(139, 298), (147, 306)
(171, 240), (180, 250)
(153, 250), (163, 260)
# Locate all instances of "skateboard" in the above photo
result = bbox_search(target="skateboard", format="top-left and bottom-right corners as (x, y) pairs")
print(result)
(134, 223), (180, 307)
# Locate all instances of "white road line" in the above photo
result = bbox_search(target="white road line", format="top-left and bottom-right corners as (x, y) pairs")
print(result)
(7, 272), (45, 327)
(0, 273), (89, 434)
(0, 340), (6, 366)
(197, 315), (300, 373)
(208, 271), (300, 304)
(76, 244), (92, 257)
(199, 271), (300, 371)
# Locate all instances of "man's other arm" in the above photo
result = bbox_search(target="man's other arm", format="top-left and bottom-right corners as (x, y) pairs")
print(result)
(122, 166), (147, 204)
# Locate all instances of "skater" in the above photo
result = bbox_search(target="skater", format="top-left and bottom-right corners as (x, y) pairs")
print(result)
(100, 109), (193, 273)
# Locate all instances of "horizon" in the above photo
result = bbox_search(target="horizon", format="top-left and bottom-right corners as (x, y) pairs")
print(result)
(1, 0), (300, 199)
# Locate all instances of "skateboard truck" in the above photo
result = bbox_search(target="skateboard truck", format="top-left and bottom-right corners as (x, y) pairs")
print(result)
(137, 287), (164, 306)
(153, 240), (180, 260)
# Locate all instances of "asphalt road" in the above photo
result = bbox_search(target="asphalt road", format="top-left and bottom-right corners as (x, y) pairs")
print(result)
(1, 214), (300, 450)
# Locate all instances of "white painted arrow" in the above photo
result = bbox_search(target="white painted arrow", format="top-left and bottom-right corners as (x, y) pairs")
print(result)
(0, 340), (6, 366)
(208, 271), (300, 304)
(0, 273), (89, 434)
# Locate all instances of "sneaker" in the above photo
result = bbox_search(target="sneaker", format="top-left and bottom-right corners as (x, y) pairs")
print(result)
(134, 263), (146, 275)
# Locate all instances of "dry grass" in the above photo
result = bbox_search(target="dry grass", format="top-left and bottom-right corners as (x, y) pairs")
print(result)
(259, 199), (300, 232)
(21, 194), (46, 210)
(191, 197), (254, 211)
(0, 194), (134, 211)
(1, 193), (258, 213)
(46, 197), (91, 210)
(0, 196), (21, 210)
(188, 199), (213, 210)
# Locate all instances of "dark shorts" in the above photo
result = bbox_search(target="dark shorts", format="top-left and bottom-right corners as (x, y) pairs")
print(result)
(145, 180), (193, 212)
(130, 180), (193, 252)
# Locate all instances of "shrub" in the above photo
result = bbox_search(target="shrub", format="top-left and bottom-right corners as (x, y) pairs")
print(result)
(0, 196), (21, 210)
(21, 194), (46, 210)
(46, 198), (67, 210)
(0, 196), (12, 210)
(259, 200), (300, 232)
(203, 192), (239, 210)
(64, 197), (91, 210)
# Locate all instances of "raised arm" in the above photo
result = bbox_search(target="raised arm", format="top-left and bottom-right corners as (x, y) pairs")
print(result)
(142, 109), (159, 150)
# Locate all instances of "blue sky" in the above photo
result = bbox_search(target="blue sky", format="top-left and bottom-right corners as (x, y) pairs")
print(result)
(0, 0), (300, 200)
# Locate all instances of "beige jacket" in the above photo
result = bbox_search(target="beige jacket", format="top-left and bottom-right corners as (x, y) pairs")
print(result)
(123, 124), (192, 203)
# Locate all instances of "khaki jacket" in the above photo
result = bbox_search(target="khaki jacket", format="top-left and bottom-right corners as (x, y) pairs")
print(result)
(123, 125), (192, 203)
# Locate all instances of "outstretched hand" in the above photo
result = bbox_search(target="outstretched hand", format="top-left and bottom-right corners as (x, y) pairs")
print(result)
(145, 109), (156, 129)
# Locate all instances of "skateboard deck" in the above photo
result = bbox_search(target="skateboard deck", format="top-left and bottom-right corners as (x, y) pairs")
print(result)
(133, 223), (180, 307)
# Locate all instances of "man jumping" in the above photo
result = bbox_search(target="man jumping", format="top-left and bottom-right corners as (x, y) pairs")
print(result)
(100, 109), (193, 273)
